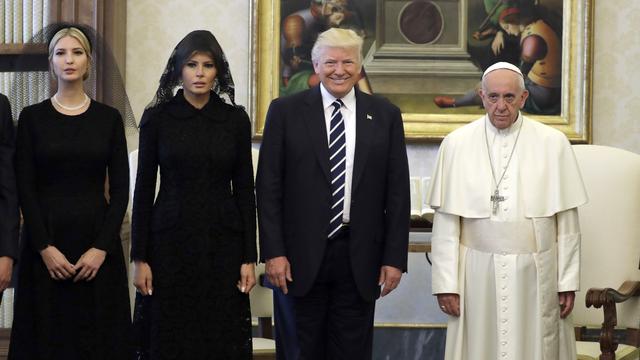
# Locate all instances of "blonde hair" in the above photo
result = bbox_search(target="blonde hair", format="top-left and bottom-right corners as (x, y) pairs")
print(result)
(48, 27), (92, 81)
(311, 28), (363, 64)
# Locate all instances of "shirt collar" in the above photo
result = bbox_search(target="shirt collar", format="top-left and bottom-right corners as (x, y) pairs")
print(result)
(320, 83), (356, 112)
(167, 89), (226, 121)
(485, 112), (522, 136)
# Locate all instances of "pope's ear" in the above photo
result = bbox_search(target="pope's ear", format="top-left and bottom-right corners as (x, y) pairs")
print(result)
(519, 90), (530, 108)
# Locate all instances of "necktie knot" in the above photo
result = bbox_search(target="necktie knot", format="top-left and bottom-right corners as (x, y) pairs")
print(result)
(332, 99), (343, 113)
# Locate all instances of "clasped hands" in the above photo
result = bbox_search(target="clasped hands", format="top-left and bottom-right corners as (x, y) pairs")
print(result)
(265, 256), (402, 296)
(40, 245), (106, 282)
(436, 291), (576, 318)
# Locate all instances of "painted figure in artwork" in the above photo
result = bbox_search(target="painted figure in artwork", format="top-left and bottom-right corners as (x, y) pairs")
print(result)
(435, 5), (562, 115)
(280, 0), (371, 96)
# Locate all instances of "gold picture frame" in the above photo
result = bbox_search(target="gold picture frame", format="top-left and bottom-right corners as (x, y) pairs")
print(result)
(250, 0), (592, 143)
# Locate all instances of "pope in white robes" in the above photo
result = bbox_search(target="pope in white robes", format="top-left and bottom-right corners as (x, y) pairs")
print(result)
(427, 62), (588, 360)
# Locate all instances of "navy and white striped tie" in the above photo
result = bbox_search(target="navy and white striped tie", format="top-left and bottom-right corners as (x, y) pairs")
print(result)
(328, 99), (346, 239)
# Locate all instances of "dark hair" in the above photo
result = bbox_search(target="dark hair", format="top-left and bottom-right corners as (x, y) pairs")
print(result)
(171, 31), (228, 85)
(47, 23), (93, 54)
(150, 30), (238, 108)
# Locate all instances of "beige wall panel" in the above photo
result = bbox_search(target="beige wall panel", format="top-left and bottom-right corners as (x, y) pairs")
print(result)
(592, 0), (640, 154)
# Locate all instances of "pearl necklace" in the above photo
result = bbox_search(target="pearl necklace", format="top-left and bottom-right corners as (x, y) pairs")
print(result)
(52, 93), (90, 111)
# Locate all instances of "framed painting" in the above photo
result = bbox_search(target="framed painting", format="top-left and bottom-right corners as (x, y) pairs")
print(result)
(250, 0), (592, 142)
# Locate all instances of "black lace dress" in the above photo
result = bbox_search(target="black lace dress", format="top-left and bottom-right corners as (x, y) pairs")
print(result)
(9, 100), (131, 360)
(131, 91), (256, 359)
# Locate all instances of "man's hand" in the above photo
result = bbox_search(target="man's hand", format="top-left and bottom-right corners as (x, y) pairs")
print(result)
(40, 245), (76, 280)
(558, 291), (575, 318)
(0, 256), (14, 291)
(378, 265), (402, 297)
(437, 293), (460, 317)
(133, 261), (153, 296)
(266, 256), (292, 294)
(237, 263), (256, 294)
(73, 248), (106, 282)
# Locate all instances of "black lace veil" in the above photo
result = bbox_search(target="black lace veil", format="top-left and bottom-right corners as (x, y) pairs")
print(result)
(148, 30), (239, 108)
(9, 22), (138, 141)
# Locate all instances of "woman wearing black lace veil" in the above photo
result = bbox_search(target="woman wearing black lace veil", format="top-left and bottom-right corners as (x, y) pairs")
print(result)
(131, 30), (256, 359)
(9, 23), (133, 359)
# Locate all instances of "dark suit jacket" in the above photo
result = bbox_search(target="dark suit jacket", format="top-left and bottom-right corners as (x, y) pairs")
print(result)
(0, 93), (19, 260)
(257, 86), (410, 301)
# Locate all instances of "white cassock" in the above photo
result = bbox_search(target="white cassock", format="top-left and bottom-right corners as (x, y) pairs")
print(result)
(427, 114), (588, 360)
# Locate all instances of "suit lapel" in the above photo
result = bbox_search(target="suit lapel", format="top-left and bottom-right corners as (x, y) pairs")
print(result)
(351, 89), (373, 194)
(303, 86), (331, 183)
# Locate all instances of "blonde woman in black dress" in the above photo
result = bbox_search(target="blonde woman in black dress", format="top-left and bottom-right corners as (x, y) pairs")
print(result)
(9, 25), (130, 359)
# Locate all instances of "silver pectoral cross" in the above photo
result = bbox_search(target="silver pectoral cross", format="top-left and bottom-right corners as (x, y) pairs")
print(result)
(490, 188), (505, 215)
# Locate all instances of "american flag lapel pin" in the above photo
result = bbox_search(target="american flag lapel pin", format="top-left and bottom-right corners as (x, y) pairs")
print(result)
(366, 114), (373, 120)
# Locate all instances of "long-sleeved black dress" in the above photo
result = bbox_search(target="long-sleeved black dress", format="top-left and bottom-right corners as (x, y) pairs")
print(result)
(9, 99), (131, 360)
(131, 90), (256, 359)
(0, 94), (19, 265)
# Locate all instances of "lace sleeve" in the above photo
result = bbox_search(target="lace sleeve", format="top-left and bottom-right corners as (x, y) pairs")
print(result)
(0, 94), (19, 259)
(231, 108), (257, 263)
(131, 109), (159, 261)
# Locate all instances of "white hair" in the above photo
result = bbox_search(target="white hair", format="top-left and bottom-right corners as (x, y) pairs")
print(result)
(311, 28), (363, 64)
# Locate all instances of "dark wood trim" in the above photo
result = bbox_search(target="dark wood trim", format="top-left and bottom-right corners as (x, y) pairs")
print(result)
(410, 217), (432, 230)
(0, 54), (49, 72)
(408, 243), (431, 253)
(0, 45), (49, 72)
(0, 44), (48, 55)
(586, 281), (640, 359)
(257, 317), (274, 339)
(100, 0), (127, 106)
(253, 354), (276, 360)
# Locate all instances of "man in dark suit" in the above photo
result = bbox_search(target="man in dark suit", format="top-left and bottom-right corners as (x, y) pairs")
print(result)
(257, 28), (410, 359)
(0, 93), (19, 296)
